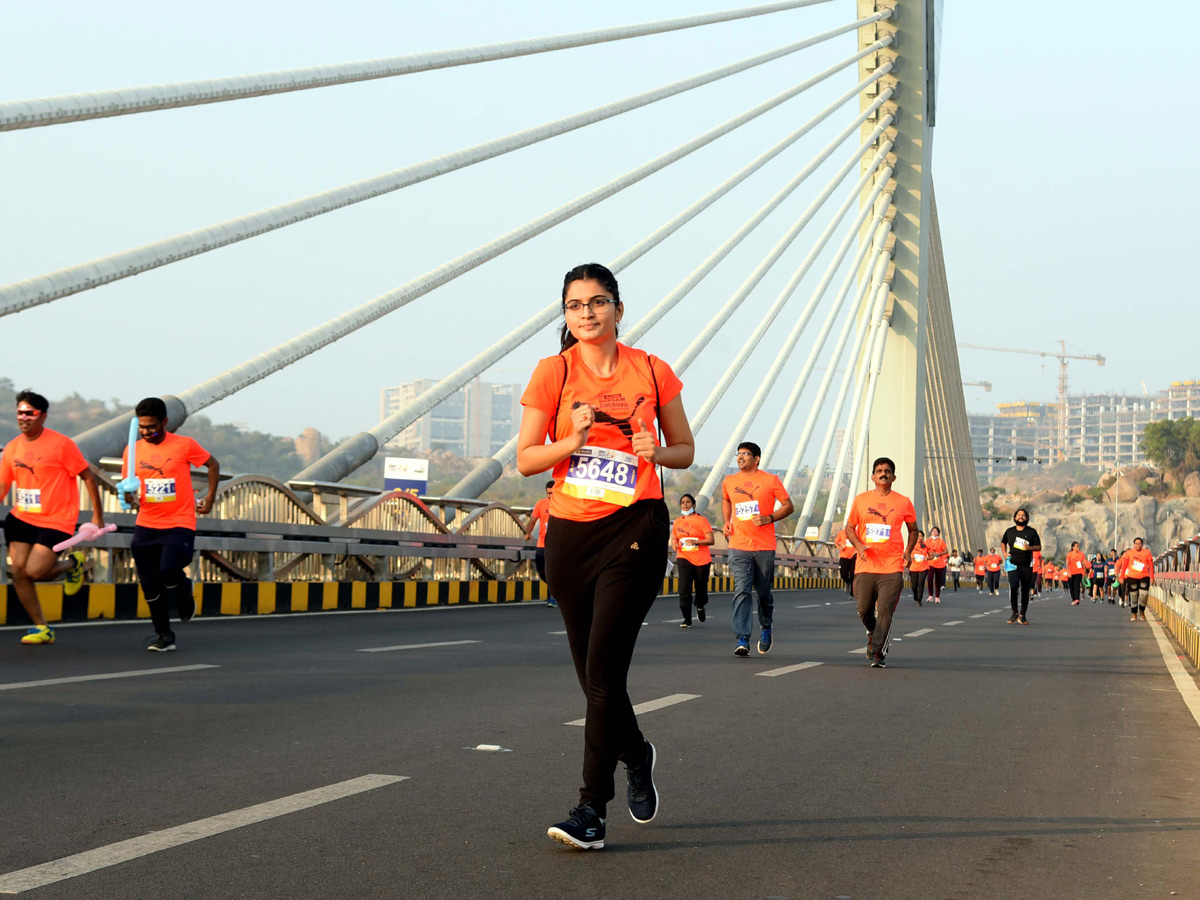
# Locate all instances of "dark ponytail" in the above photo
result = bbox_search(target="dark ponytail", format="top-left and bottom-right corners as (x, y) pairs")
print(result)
(559, 262), (621, 351)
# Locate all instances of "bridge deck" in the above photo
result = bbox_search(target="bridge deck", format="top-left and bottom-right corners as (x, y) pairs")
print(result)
(2, 588), (1197, 898)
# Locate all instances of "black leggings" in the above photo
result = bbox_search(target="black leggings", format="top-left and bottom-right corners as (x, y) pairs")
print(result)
(1068, 574), (1082, 601)
(987, 570), (1001, 593)
(910, 571), (926, 604)
(1009, 565), (1034, 616)
(131, 526), (195, 634)
(839, 556), (856, 594)
(926, 567), (946, 599)
(677, 558), (710, 621)
(544, 499), (669, 816)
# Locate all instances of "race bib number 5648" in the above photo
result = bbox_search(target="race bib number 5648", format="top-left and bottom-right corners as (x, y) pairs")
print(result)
(563, 446), (639, 507)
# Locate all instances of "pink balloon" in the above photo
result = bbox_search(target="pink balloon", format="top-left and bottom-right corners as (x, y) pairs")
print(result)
(52, 522), (117, 553)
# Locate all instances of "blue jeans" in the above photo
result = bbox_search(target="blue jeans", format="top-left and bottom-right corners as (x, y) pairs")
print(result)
(729, 548), (775, 640)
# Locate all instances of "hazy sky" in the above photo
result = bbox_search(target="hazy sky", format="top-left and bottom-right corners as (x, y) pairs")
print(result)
(1, 1), (1189, 472)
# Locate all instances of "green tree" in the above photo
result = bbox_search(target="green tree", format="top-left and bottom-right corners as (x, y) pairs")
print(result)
(1141, 418), (1200, 476)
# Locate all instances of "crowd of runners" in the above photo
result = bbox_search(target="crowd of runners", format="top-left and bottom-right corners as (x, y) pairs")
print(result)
(1, 262), (1161, 851)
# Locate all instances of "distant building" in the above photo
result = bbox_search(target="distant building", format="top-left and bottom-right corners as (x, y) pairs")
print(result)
(971, 379), (1200, 483)
(381, 378), (522, 457)
(294, 427), (325, 467)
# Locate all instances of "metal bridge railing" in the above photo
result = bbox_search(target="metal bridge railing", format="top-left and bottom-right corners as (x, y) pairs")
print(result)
(0, 467), (836, 587)
(1151, 540), (1200, 668)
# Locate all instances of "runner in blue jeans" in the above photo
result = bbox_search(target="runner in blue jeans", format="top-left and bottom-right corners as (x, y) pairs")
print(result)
(721, 442), (794, 656)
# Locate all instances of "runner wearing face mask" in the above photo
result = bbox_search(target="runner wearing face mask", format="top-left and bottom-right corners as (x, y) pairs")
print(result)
(985, 548), (1003, 596)
(1001, 508), (1041, 625)
(672, 493), (713, 627)
(909, 531), (929, 606)
(924, 526), (948, 603)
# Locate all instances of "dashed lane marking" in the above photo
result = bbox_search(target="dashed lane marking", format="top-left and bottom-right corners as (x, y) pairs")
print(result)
(0, 774), (408, 893)
(566, 693), (699, 726)
(795, 604), (823, 609)
(943, 621), (965, 626)
(549, 631), (567, 635)
(357, 640), (480, 653)
(0, 664), (218, 693)
(969, 614), (987, 619)
(757, 661), (824, 677)
(904, 628), (935, 638)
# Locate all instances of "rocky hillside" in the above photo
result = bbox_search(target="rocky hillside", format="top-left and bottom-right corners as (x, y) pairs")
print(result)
(977, 463), (1200, 557)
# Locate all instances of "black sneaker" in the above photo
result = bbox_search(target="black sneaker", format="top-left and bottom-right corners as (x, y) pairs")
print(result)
(626, 739), (658, 823)
(148, 632), (176, 652)
(1018, 616), (1029, 626)
(870, 656), (886, 668)
(679, 621), (691, 628)
(697, 605), (706, 623)
(1006, 616), (1017, 624)
(734, 639), (750, 657)
(547, 805), (605, 850)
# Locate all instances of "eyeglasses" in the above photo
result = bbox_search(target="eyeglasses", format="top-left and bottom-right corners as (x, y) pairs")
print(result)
(16, 409), (42, 418)
(562, 298), (615, 314)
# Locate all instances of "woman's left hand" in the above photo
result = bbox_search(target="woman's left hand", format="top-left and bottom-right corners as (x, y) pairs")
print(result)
(631, 418), (657, 462)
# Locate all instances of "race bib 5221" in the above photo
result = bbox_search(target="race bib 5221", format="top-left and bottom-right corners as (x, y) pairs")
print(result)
(144, 478), (177, 504)
(15, 487), (42, 513)
(562, 446), (639, 507)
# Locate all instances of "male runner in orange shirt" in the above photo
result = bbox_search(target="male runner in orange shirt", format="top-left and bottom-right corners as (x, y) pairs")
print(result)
(1, 390), (106, 645)
(1065, 542), (1088, 605)
(722, 441), (793, 656)
(973, 551), (986, 593)
(844, 456), (918, 668)
(121, 397), (219, 652)
(523, 480), (556, 607)
(1122, 538), (1154, 621)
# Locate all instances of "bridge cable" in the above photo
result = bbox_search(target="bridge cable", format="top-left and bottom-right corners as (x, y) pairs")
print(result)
(763, 199), (892, 473)
(0, 13), (891, 318)
(0, 0), (838, 131)
(791, 239), (893, 535)
(277, 62), (890, 484)
(693, 168), (892, 509)
(445, 80), (894, 500)
(687, 130), (894, 437)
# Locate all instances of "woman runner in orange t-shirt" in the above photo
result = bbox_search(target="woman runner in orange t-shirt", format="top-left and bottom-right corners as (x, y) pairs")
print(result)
(923, 526), (949, 603)
(518, 263), (695, 851)
(908, 530), (929, 605)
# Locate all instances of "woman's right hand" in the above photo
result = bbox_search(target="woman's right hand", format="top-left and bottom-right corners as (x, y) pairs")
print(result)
(570, 403), (594, 450)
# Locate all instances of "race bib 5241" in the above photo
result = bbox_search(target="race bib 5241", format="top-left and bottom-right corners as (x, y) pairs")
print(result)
(562, 446), (639, 507)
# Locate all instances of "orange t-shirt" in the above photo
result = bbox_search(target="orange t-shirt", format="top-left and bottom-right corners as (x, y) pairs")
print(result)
(1, 428), (89, 534)
(973, 556), (987, 576)
(1124, 547), (1154, 580)
(835, 528), (857, 560)
(845, 489), (916, 575)
(121, 432), (211, 531)
(529, 498), (550, 548)
(1066, 550), (1087, 576)
(1032, 550), (1043, 573)
(672, 514), (713, 566)
(521, 343), (682, 523)
(722, 469), (789, 552)
(925, 537), (948, 569)
(985, 554), (1003, 572)
(909, 542), (930, 572)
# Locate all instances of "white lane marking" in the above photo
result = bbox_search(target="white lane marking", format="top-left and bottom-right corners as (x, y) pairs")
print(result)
(969, 614), (987, 619)
(795, 604), (822, 610)
(549, 630), (567, 635)
(357, 640), (480, 653)
(757, 661), (823, 678)
(837, 600), (855, 605)
(0, 600), (550, 631)
(566, 693), (699, 726)
(943, 621), (965, 626)
(905, 628), (935, 638)
(848, 647), (868, 654)
(0, 774), (407, 893)
(0, 665), (218, 693)
(1146, 617), (1200, 731)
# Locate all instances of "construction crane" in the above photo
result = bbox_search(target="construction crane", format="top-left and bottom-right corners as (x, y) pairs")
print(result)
(963, 380), (992, 392)
(958, 341), (1106, 464)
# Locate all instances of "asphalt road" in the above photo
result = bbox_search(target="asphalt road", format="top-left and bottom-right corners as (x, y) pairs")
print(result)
(2, 585), (1199, 899)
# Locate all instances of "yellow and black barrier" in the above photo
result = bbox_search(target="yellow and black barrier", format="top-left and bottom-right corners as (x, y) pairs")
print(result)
(0, 573), (841, 626)
(1148, 591), (1200, 670)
